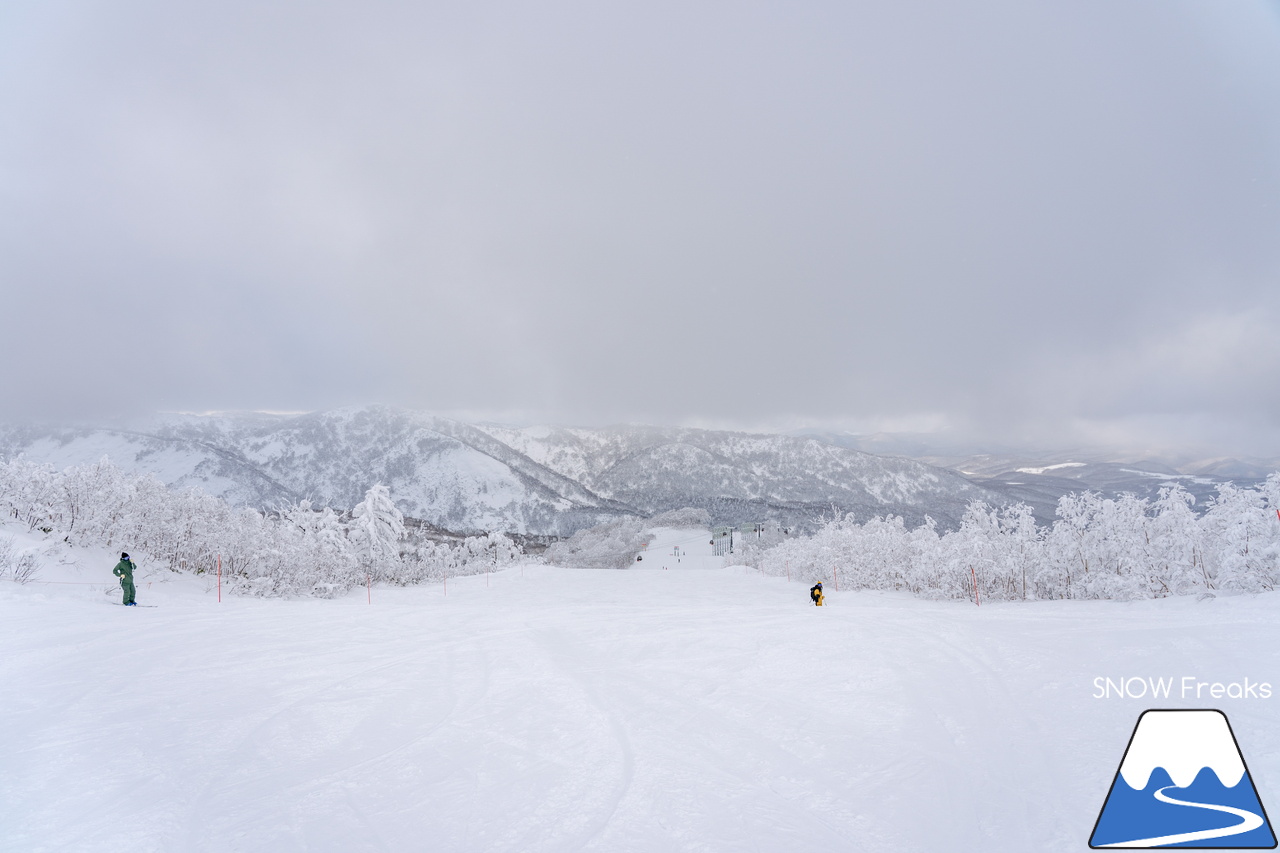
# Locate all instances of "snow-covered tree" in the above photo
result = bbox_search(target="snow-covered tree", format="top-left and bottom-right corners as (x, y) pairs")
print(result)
(348, 485), (406, 577)
(7, 452), (1278, 603)
(544, 517), (649, 569)
(1201, 483), (1280, 592)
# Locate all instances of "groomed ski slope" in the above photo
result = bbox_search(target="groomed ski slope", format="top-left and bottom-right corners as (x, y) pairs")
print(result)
(2, 526), (1277, 853)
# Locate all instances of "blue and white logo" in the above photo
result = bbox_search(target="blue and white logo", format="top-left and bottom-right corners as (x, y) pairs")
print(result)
(1090, 709), (1276, 848)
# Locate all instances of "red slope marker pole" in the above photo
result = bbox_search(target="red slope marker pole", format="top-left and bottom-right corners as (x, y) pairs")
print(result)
(832, 567), (838, 591)
(217, 554), (221, 603)
(367, 573), (371, 605)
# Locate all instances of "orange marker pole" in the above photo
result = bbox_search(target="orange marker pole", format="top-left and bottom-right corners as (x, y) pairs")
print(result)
(971, 567), (980, 607)
(217, 554), (222, 603)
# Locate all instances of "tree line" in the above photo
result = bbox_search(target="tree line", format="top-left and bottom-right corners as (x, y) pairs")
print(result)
(7, 455), (1278, 602)
(739, 476), (1280, 600)
(0, 458), (524, 597)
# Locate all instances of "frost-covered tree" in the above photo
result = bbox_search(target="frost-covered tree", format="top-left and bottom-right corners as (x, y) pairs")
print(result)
(349, 485), (406, 577)
(1201, 482), (1280, 592)
(544, 517), (649, 568)
(745, 477), (1280, 602)
(8, 453), (1278, 602)
(0, 460), (529, 598)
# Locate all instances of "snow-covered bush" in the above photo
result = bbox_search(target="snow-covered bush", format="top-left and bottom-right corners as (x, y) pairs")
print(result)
(0, 458), (526, 598)
(748, 478), (1280, 601)
(731, 522), (790, 571)
(395, 531), (524, 583)
(544, 516), (649, 569)
(0, 536), (40, 584)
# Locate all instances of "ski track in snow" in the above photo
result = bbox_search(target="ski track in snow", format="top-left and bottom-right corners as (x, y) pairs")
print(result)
(1099, 786), (1265, 848)
(2, 526), (1278, 852)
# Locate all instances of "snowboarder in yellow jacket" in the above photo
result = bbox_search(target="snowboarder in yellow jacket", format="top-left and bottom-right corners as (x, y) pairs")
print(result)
(113, 552), (136, 606)
(810, 582), (824, 606)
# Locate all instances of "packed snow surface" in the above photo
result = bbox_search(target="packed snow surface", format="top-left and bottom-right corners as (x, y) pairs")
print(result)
(2, 527), (1278, 852)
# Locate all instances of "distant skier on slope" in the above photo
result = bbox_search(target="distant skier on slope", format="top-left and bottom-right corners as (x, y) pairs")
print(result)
(113, 552), (137, 606)
(810, 582), (824, 606)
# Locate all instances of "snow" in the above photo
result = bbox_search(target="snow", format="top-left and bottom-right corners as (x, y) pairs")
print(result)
(1118, 710), (1245, 789)
(19, 434), (241, 496)
(1120, 468), (1214, 484)
(2, 525), (1278, 852)
(1014, 462), (1087, 475)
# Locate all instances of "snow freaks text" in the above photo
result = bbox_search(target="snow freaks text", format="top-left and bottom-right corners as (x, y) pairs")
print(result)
(1093, 677), (1273, 700)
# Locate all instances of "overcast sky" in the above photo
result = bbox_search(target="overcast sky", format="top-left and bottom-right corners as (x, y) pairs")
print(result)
(2, 1), (1279, 455)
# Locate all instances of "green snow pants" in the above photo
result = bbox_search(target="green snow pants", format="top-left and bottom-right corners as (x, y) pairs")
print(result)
(120, 576), (135, 605)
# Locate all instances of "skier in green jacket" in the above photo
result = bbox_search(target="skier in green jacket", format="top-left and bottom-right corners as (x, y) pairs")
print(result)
(113, 552), (137, 606)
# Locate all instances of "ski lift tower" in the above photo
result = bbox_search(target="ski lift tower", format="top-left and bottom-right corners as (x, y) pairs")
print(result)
(712, 526), (736, 556)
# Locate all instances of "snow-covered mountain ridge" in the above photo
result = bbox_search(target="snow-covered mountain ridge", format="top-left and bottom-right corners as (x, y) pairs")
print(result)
(0, 407), (1005, 536)
(796, 429), (1277, 521)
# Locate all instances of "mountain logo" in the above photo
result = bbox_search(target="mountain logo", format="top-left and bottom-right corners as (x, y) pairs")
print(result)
(1090, 709), (1276, 848)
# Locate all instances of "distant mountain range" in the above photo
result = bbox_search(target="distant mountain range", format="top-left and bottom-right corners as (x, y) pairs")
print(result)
(795, 430), (1277, 521)
(0, 407), (1004, 536)
(2, 409), (1271, 537)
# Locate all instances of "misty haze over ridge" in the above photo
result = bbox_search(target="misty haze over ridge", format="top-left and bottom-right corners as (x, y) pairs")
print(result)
(1, 2), (1279, 459)
(1, 406), (1273, 539)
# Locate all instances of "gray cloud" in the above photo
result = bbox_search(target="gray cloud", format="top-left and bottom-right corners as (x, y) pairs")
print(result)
(2, 0), (1279, 454)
